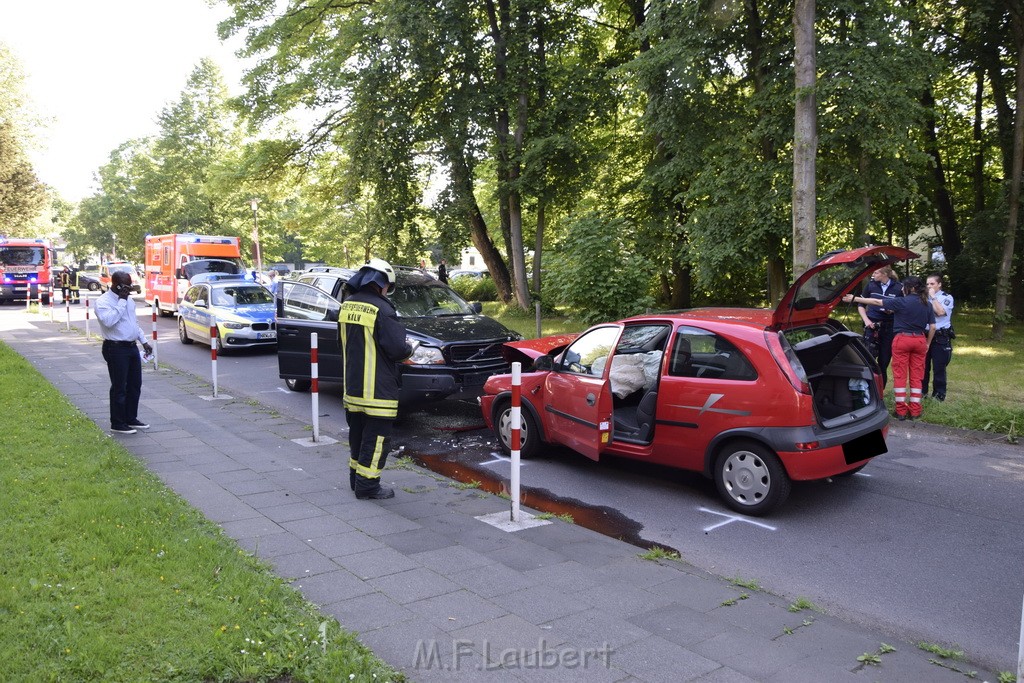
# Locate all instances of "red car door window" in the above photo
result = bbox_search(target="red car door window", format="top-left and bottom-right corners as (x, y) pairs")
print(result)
(546, 326), (619, 459)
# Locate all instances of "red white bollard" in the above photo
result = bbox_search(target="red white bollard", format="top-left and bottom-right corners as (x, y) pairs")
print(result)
(510, 361), (522, 523)
(151, 305), (159, 370)
(310, 333), (320, 442)
(65, 295), (71, 331)
(49, 284), (54, 322)
(210, 324), (219, 397)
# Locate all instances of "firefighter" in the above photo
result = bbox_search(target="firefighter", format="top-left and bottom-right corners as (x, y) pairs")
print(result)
(69, 266), (81, 303)
(339, 258), (414, 500)
(60, 266), (72, 303)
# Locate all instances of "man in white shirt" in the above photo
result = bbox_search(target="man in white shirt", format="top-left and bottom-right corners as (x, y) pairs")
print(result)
(95, 271), (153, 434)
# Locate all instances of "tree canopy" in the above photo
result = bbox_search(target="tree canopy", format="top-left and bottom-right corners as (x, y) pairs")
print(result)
(13, 1), (1022, 322)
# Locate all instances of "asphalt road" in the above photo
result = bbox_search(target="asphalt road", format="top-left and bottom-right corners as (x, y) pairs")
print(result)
(38, 300), (1024, 672)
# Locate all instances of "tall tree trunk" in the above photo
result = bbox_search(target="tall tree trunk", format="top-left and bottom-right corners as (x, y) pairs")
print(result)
(995, 10), (1024, 339)
(973, 68), (986, 214)
(922, 85), (964, 259)
(792, 0), (818, 277)
(485, 0), (517, 304)
(857, 150), (872, 245)
(447, 141), (513, 301)
(508, 4), (531, 311)
(533, 201), (545, 296)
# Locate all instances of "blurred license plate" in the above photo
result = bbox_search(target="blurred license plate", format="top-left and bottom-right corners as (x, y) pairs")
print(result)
(842, 429), (887, 464)
(256, 331), (277, 340)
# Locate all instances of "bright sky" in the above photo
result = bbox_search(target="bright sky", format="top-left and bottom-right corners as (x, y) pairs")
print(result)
(1, 1), (243, 202)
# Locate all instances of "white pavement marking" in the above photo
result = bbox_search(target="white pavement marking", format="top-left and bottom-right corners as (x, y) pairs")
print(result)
(699, 507), (777, 533)
(854, 471), (872, 477)
(479, 452), (530, 467)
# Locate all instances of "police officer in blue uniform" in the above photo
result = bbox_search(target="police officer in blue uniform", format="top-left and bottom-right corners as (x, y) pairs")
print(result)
(339, 259), (414, 500)
(923, 274), (954, 401)
(857, 265), (903, 386)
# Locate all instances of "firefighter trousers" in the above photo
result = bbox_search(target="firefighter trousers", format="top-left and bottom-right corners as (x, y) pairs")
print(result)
(346, 410), (394, 496)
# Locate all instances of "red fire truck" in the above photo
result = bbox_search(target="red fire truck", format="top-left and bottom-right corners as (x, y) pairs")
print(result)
(0, 237), (57, 304)
(145, 233), (244, 316)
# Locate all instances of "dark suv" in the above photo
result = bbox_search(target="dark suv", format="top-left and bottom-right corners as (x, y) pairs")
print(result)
(275, 266), (522, 404)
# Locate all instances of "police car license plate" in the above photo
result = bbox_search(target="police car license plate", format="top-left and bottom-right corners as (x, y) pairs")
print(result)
(256, 331), (277, 340)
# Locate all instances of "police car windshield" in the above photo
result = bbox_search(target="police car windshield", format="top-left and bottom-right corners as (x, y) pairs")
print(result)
(391, 284), (474, 318)
(214, 285), (274, 307)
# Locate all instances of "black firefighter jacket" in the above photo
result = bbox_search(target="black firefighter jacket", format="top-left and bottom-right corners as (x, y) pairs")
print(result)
(339, 289), (412, 418)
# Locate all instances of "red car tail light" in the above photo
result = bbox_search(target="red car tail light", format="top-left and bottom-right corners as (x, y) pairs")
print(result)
(765, 330), (811, 395)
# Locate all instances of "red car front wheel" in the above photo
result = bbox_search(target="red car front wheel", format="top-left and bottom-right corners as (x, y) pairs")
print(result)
(495, 400), (540, 459)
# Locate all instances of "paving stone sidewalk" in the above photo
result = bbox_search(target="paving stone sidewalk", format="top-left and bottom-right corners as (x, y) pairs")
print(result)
(1, 313), (1001, 682)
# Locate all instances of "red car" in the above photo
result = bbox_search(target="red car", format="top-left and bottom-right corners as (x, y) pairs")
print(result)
(480, 246), (916, 515)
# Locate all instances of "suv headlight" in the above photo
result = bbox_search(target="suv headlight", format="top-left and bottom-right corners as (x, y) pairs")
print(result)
(406, 343), (444, 365)
(220, 321), (246, 329)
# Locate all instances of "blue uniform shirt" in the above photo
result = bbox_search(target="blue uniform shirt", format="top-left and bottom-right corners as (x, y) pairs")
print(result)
(885, 296), (936, 335)
(861, 278), (903, 323)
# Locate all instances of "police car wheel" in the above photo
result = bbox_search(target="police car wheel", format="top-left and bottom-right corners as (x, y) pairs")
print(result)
(178, 317), (193, 344)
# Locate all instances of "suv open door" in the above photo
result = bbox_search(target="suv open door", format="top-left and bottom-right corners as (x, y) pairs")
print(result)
(276, 280), (344, 391)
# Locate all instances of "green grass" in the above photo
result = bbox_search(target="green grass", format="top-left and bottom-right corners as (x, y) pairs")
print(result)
(491, 302), (1024, 438)
(0, 343), (402, 682)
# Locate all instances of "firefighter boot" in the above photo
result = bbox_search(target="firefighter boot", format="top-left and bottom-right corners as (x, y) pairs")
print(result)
(356, 486), (395, 500)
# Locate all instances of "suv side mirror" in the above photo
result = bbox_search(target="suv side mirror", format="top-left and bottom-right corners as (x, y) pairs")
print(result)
(471, 302), (482, 314)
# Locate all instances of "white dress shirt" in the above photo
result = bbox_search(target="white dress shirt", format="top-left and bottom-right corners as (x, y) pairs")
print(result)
(95, 291), (147, 343)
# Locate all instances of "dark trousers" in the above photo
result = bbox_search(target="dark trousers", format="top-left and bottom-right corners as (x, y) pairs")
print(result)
(923, 337), (952, 398)
(875, 322), (895, 387)
(61, 287), (71, 302)
(102, 341), (142, 429)
(346, 410), (394, 495)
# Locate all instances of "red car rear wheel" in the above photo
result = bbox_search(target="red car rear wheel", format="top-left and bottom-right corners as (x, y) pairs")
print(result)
(714, 440), (791, 516)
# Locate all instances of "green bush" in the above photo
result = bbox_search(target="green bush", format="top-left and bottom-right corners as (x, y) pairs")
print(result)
(545, 211), (656, 325)
(450, 275), (498, 302)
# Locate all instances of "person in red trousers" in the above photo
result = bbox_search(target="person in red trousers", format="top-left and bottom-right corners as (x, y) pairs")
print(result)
(845, 275), (935, 420)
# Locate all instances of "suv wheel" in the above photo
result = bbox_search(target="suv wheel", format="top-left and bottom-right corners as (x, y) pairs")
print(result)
(714, 440), (790, 516)
(495, 400), (539, 458)
(285, 378), (311, 392)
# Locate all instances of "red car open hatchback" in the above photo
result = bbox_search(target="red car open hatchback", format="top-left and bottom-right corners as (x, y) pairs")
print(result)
(480, 246), (916, 515)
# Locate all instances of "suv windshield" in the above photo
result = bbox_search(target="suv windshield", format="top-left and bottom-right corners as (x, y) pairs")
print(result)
(390, 283), (475, 317)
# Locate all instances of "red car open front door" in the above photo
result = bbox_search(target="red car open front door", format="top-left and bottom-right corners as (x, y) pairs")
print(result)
(542, 325), (619, 460)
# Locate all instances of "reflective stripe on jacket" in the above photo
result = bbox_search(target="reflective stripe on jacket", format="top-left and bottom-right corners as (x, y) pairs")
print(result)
(339, 290), (411, 418)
